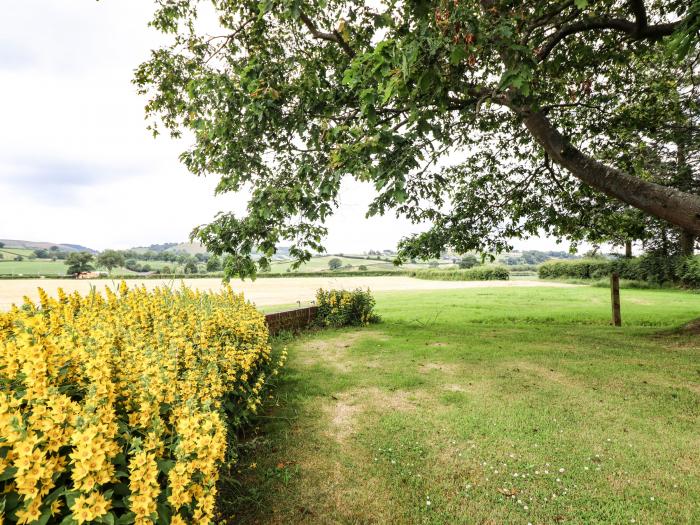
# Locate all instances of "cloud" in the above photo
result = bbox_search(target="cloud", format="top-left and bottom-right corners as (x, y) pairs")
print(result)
(0, 39), (34, 71)
(0, 158), (139, 206)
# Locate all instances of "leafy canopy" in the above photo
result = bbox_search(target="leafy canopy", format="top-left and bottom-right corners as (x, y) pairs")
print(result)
(135, 0), (699, 278)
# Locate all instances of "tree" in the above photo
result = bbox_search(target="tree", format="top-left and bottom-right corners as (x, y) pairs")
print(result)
(328, 258), (343, 271)
(97, 250), (125, 273)
(206, 255), (222, 272)
(0, 242), (4, 248)
(183, 261), (198, 274)
(458, 255), (479, 269)
(33, 249), (50, 259)
(136, 1), (700, 278)
(14, 255), (24, 262)
(66, 252), (95, 275)
(358, 265), (368, 271)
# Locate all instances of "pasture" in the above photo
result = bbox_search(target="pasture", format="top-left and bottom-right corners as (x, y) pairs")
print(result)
(227, 285), (700, 524)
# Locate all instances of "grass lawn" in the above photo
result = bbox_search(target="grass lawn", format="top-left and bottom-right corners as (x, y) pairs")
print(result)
(223, 285), (700, 524)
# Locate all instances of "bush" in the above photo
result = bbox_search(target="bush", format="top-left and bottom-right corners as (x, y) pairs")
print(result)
(458, 255), (479, 269)
(539, 255), (700, 288)
(315, 288), (380, 327)
(0, 283), (282, 524)
(411, 266), (510, 281)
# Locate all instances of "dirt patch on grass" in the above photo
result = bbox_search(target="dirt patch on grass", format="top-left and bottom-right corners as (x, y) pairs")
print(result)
(297, 331), (387, 372)
(325, 398), (362, 442)
(323, 387), (426, 443)
(679, 318), (700, 335)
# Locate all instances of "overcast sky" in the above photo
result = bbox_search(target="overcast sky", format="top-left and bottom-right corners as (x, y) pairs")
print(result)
(0, 1), (571, 254)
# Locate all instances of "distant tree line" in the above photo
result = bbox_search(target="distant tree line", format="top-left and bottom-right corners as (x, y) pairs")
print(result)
(502, 250), (579, 266)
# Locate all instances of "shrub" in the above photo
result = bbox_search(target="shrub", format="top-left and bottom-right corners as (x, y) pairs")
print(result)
(411, 266), (510, 281)
(315, 288), (380, 327)
(458, 255), (479, 269)
(0, 283), (282, 524)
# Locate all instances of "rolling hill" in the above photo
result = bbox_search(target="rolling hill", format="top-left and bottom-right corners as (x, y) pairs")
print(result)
(0, 239), (97, 253)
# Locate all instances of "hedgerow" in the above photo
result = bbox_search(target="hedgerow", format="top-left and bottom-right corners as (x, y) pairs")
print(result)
(0, 283), (283, 524)
(539, 255), (700, 288)
(315, 288), (380, 328)
(409, 266), (510, 281)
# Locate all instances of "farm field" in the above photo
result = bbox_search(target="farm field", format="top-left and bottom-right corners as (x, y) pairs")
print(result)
(265, 255), (452, 274)
(0, 248), (35, 260)
(0, 259), (69, 275)
(228, 286), (700, 524)
(0, 276), (570, 311)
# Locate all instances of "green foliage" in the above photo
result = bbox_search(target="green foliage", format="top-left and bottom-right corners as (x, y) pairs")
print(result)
(65, 252), (94, 275)
(411, 266), (510, 281)
(540, 255), (700, 288)
(206, 254), (222, 272)
(183, 260), (198, 274)
(315, 288), (380, 328)
(328, 258), (343, 271)
(458, 254), (479, 269)
(135, 1), (700, 279)
(96, 250), (126, 273)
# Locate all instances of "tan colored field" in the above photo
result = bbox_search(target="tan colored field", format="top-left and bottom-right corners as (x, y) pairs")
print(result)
(0, 276), (572, 311)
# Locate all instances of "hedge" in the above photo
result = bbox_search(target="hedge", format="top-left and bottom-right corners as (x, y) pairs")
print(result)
(410, 266), (510, 281)
(539, 255), (700, 288)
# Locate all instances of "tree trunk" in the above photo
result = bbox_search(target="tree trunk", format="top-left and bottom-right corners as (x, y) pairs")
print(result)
(676, 140), (696, 256)
(680, 230), (696, 257)
(625, 240), (632, 258)
(521, 110), (700, 236)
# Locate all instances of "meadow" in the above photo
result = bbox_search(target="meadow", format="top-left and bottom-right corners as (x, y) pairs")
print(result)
(226, 285), (700, 524)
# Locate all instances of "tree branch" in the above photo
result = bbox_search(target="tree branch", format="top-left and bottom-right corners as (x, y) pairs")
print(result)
(537, 14), (681, 61)
(629, 0), (649, 31)
(298, 11), (355, 58)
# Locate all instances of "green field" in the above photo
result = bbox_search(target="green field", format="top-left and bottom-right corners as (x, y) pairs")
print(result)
(265, 255), (452, 274)
(0, 259), (69, 275)
(0, 248), (35, 261)
(226, 286), (700, 524)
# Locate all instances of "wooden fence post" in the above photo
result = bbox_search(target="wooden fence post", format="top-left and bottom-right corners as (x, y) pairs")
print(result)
(610, 272), (621, 327)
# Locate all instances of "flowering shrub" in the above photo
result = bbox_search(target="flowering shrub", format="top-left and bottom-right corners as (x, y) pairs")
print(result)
(315, 288), (380, 328)
(0, 283), (282, 524)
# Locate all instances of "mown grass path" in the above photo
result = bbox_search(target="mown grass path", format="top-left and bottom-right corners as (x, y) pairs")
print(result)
(223, 286), (700, 524)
